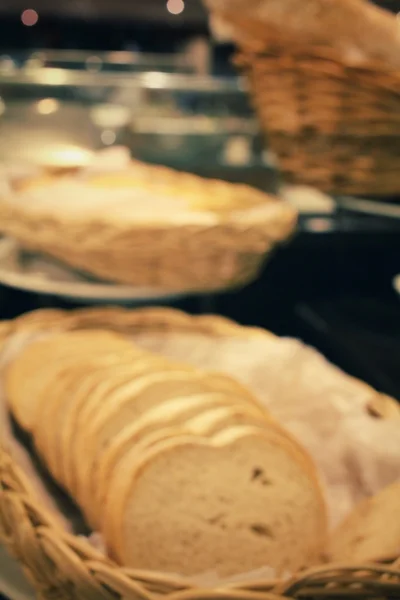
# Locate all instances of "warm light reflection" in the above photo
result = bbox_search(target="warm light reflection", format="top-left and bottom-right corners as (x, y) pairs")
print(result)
(36, 98), (59, 115)
(305, 218), (334, 233)
(41, 70), (68, 85)
(143, 71), (169, 89)
(39, 145), (94, 168)
(166, 0), (185, 15)
(101, 130), (117, 146)
(21, 9), (39, 26)
(90, 104), (130, 128)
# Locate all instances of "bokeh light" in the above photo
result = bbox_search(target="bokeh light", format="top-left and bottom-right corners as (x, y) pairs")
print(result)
(166, 0), (185, 15)
(36, 98), (59, 115)
(101, 130), (117, 146)
(21, 9), (39, 26)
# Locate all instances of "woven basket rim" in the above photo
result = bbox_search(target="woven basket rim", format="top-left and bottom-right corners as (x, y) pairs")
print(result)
(218, 10), (400, 80)
(0, 202), (297, 236)
(234, 27), (400, 195)
(1, 307), (399, 600)
(238, 42), (400, 78)
(0, 195), (298, 290)
(7, 165), (293, 231)
(235, 46), (400, 95)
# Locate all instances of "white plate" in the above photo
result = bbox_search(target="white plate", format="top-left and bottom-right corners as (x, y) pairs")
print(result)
(281, 185), (335, 214)
(337, 196), (400, 219)
(0, 238), (190, 304)
(0, 545), (36, 600)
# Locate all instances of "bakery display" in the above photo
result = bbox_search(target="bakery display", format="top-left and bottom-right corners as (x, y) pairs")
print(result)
(0, 156), (296, 291)
(0, 307), (399, 600)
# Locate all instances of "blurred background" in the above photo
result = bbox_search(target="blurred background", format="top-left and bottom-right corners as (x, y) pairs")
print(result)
(0, 0), (398, 53)
(0, 0), (211, 57)
(0, 0), (398, 401)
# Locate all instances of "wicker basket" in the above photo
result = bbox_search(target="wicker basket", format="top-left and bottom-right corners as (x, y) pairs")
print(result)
(1, 306), (400, 600)
(235, 36), (400, 196)
(0, 166), (297, 292)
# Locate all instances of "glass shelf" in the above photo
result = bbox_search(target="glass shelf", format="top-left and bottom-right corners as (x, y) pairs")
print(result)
(0, 50), (196, 74)
(0, 61), (264, 172)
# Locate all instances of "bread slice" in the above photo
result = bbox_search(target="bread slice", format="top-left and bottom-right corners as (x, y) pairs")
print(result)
(329, 481), (400, 563)
(188, 409), (323, 492)
(105, 426), (327, 576)
(54, 356), (172, 493)
(4, 329), (133, 430)
(94, 393), (270, 518)
(89, 393), (269, 528)
(33, 358), (118, 482)
(102, 424), (261, 550)
(33, 350), (141, 481)
(73, 368), (263, 511)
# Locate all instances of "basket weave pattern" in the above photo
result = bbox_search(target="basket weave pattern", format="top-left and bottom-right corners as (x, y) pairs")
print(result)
(1, 307), (399, 600)
(1, 212), (273, 290)
(237, 43), (400, 196)
(0, 172), (296, 291)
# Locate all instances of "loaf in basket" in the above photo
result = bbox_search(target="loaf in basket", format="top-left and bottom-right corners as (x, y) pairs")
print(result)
(1, 307), (399, 600)
(3, 326), (327, 577)
(0, 157), (296, 290)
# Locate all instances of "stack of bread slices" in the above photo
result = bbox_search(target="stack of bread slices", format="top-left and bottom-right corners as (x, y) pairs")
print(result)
(5, 329), (328, 578)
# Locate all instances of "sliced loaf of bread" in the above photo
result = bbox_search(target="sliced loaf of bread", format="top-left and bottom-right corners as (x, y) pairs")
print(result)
(91, 394), (269, 528)
(106, 426), (327, 576)
(4, 329), (133, 430)
(77, 369), (268, 523)
(5, 326), (328, 578)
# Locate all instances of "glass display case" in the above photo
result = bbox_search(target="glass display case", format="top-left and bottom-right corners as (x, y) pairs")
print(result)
(0, 55), (271, 183)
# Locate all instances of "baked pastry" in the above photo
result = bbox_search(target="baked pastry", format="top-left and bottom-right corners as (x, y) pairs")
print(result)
(330, 481), (400, 563)
(0, 159), (297, 290)
(4, 328), (327, 577)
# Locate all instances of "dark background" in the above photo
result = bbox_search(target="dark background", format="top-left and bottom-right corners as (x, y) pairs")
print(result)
(0, 0), (208, 52)
(0, 0), (398, 52)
